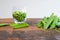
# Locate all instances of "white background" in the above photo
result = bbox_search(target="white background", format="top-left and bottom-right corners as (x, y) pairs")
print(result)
(0, 0), (60, 18)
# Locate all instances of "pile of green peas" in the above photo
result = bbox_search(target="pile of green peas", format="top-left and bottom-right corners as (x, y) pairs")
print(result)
(12, 11), (26, 22)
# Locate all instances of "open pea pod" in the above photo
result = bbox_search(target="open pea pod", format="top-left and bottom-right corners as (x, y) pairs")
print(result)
(10, 23), (29, 29)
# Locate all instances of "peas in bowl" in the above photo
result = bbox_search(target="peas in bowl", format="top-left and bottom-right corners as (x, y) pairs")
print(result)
(12, 11), (26, 23)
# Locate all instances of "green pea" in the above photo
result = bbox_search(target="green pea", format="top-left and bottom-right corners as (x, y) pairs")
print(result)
(12, 11), (26, 22)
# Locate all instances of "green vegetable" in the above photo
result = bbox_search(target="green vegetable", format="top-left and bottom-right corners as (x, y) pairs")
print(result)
(50, 16), (58, 29)
(44, 13), (54, 30)
(37, 20), (45, 28)
(37, 13), (60, 30)
(56, 22), (60, 26)
(37, 21), (42, 27)
(58, 18), (60, 22)
(10, 23), (29, 29)
(0, 24), (7, 27)
(12, 11), (26, 22)
(43, 17), (48, 23)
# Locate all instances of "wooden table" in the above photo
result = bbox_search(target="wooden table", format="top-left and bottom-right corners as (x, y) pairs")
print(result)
(0, 18), (60, 40)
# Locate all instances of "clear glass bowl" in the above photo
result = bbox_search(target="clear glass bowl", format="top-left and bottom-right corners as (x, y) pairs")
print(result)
(13, 17), (26, 23)
(12, 7), (27, 23)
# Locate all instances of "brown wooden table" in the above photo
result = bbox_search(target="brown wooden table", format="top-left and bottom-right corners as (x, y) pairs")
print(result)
(0, 18), (60, 40)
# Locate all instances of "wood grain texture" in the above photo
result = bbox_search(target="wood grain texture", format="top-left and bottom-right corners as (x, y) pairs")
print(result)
(0, 18), (60, 40)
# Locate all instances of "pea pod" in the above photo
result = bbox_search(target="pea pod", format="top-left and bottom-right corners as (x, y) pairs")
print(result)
(56, 22), (60, 26)
(43, 17), (48, 23)
(37, 20), (45, 28)
(44, 13), (55, 30)
(10, 23), (29, 29)
(50, 16), (58, 29)
(0, 24), (7, 27)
